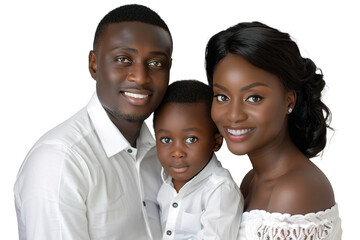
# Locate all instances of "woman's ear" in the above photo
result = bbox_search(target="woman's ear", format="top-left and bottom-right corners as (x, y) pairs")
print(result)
(213, 133), (223, 152)
(286, 90), (296, 114)
(89, 50), (97, 80)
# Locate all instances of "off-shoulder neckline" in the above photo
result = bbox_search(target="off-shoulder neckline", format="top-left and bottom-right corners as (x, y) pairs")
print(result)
(243, 203), (338, 219)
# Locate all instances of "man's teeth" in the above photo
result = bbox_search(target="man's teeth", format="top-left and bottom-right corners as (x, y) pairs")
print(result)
(124, 92), (148, 99)
(227, 128), (252, 136)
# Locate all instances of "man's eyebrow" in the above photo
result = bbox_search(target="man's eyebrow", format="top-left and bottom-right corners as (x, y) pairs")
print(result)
(149, 51), (170, 59)
(112, 46), (138, 53)
(111, 47), (169, 58)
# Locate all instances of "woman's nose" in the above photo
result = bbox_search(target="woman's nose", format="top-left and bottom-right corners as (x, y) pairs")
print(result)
(227, 100), (247, 123)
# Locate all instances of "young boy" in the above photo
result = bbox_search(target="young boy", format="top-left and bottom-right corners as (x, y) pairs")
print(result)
(153, 80), (244, 239)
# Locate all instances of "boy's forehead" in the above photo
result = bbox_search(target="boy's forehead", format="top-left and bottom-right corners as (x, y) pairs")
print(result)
(161, 102), (209, 118)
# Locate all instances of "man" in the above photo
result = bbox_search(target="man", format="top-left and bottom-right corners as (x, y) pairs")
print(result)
(14, 4), (173, 240)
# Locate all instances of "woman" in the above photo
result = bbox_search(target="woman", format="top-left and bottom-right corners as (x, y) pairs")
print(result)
(205, 22), (341, 239)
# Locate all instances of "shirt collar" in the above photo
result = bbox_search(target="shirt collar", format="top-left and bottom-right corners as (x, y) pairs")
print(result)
(161, 154), (219, 188)
(87, 92), (155, 158)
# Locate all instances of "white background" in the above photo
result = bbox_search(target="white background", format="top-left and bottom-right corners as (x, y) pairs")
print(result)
(1, 0), (358, 238)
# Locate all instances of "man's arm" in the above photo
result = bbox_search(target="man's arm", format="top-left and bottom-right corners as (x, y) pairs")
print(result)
(14, 143), (90, 240)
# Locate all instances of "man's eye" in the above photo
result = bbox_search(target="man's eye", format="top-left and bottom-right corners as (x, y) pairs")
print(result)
(116, 57), (131, 63)
(245, 95), (263, 103)
(214, 94), (229, 102)
(160, 137), (172, 144)
(148, 61), (162, 67)
(185, 136), (198, 144)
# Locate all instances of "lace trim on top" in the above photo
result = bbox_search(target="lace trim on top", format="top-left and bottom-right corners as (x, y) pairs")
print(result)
(240, 204), (341, 240)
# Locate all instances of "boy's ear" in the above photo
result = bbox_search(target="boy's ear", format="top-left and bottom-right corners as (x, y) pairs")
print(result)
(213, 133), (223, 152)
(89, 50), (97, 80)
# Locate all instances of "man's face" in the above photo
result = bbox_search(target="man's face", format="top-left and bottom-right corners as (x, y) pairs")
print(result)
(90, 22), (172, 123)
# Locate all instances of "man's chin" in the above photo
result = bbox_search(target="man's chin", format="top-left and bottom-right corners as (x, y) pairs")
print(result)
(118, 113), (149, 123)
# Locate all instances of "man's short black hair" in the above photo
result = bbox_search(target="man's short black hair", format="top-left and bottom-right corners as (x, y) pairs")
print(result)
(93, 4), (172, 49)
(153, 80), (216, 131)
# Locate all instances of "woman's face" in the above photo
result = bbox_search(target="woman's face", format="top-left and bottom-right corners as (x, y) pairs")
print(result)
(211, 54), (294, 156)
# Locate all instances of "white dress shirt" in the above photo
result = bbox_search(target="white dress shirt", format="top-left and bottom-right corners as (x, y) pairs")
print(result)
(157, 155), (244, 240)
(14, 93), (162, 240)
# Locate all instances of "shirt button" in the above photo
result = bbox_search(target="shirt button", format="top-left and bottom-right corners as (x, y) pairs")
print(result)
(172, 202), (178, 208)
(166, 230), (172, 236)
(127, 149), (132, 153)
(143, 201), (146, 207)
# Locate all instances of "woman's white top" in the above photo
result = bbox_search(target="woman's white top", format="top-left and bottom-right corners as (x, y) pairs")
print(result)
(238, 204), (341, 240)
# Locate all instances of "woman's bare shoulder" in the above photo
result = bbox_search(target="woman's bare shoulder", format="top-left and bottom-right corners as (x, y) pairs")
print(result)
(268, 161), (335, 215)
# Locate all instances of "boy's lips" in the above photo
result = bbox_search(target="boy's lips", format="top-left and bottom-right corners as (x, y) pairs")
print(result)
(170, 165), (189, 174)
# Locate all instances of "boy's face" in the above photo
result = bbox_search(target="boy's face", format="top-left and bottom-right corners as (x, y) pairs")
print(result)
(89, 22), (172, 123)
(155, 102), (222, 192)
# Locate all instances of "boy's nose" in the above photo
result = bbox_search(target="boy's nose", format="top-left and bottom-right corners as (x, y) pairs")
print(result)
(171, 144), (186, 159)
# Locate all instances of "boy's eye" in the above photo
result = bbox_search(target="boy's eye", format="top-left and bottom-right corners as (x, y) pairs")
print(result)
(214, 94), (229, 102)
(185, 136), (198, 144)
(160, 137), (172, 144)
(245, 95), (263, 103)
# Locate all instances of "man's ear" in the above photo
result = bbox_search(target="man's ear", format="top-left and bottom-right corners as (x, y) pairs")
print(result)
(89, 50), (97, 80)
(213, 133), (223, 152)
(169, 58), (173, 69)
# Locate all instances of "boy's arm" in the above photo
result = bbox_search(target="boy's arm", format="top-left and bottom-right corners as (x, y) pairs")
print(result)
(14, 144), (90, 240)
(197, 180), (244, 240)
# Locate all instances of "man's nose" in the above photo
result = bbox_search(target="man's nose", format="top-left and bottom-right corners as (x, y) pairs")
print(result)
(127, 63), (150, 85)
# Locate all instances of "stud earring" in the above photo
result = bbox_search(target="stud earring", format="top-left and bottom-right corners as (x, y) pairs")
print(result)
(288, 107), (293, 113)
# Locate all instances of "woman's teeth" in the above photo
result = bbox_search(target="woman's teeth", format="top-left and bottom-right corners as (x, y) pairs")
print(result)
(227, 128), (252, 136)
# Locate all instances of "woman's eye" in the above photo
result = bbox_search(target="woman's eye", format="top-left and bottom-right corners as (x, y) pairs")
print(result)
(214, 94), (229, 102)
(160, 137), (172, 144)
(185, 136), (198, 144)
(245, 95), (263, 103)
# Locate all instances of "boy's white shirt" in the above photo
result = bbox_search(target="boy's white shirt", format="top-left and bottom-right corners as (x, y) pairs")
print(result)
(157, 154), (244, 240)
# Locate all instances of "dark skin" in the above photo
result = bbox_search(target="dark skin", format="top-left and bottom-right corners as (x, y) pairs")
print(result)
(154, 103), (223, 192)
(89, 22), (172, 147)
(212, 54), (335, 214)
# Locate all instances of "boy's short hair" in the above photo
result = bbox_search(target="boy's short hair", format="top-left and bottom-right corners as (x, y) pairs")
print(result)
(153, 80), (216, 131)
(93, 4), (172, 49)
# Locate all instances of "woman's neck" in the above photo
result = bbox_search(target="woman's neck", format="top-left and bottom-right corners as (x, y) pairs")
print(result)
(248, 135), (304, 180)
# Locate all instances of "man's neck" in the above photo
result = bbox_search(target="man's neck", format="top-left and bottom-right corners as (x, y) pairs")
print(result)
(107, 113), (143, 148)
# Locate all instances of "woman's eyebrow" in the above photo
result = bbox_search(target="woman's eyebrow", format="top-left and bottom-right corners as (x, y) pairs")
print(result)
(240, 82), (270, 91)
(214, 82), (269, 92)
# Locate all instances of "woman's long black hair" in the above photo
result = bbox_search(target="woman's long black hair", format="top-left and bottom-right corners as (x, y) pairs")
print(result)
(205, 22), (332, 158)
